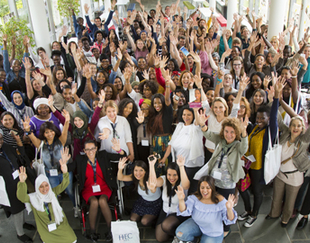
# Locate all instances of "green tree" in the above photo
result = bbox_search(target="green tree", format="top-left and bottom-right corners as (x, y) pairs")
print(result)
(0, 17), (34, 60)
(0, 0), (10, 18)
(57, 0), (80, 33)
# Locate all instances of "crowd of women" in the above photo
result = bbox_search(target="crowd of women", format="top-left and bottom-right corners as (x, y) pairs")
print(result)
(1, 0), (310, 242)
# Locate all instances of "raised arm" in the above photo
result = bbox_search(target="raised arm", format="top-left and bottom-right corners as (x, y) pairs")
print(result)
(22, 116), (41, 148)
(117, 157), (132, 181)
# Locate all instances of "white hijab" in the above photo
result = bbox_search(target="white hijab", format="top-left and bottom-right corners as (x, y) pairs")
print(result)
(25, 174), (64, 225)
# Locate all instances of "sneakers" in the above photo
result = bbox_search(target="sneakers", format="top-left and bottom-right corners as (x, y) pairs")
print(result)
(238, 211), (250, 221)
(244, 216), (257, 228)
(171, 236), (180, 243)
(17, 234), (33, 243)
(73, 207), (79, 218)
(105, 231), (112, 242)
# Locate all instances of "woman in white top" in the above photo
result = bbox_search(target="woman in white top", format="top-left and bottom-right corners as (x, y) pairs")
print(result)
(204, 73), (249, 161)
(149, 155), (190, 242)
(117, 157), (162, 226)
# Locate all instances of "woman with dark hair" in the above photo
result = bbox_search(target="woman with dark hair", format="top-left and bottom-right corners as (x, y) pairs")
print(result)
(174, 176), (237, 243)
(167, 59), (181, 73)
(68, 139), (126, 241)
(117, 157), (162, 227)
(245, 72), (265, 101)
(0, 90), (34, 128)
(148, 155), (190, 242)
(249, 89), (268, 124)
(224, 92), (237, 115)
(230, 56), (245, 89)
(56, 79), (71, 93)
(0, 111), (25, 148)
(147, 82), (172, 176)
(22, 110), (78, 216)
(161, 107), (204, 193)
(237, 77), (284, 228)
(171, 89), (187, 126)
(195, 112), (248, 237)
(52, 66), (68, 86)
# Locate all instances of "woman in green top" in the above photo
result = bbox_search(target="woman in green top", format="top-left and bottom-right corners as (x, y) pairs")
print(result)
(17, 148), (77, 243)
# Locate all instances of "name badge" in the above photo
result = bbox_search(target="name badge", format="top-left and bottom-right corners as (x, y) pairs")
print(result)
(48, 222), (57, 232)
(213, 171), (222, 180)
(92, 184), (101, 193)
(80, 151), (85, 155)
(12, 170), (19, 180)
(141, 140), (149, 146)
(50, 169), (58, 177)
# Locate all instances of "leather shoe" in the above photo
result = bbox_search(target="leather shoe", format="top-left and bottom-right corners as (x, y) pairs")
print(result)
(23, 223), (36, 231)
(297, 217), (308, 230)
(17, 234), (33, 243)
(281, 222), (288, 228)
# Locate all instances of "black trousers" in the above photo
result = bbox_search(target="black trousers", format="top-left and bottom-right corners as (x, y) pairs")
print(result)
(216, 187), (235, 232)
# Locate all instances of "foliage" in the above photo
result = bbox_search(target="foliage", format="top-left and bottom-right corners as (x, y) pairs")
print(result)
(57, 0), (80, 33)
(0, 0), (10, 18)
(0, 17), (34, 60)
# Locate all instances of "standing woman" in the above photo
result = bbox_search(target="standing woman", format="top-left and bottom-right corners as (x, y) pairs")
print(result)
(245, 72), (265, 101)
(237, 77), (284, 228)
(0, 130), (34, 243)
(68, 140), (126, 241)
(266, 116), (310, 227)
(17, 148), (77, 243)
(249, 89), (268, 124)
(195, 114), (248, 237)
(149, 156), (190, 242)
(147, 75), (173, 176)
(175, 176), (237, 243)
(117, 157), (162, 227)
(0, 90), (34, 128)
(230, 56), (245, 90)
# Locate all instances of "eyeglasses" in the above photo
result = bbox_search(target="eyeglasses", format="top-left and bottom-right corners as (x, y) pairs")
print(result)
(84, 147), (96, 152)
(240, 105), (246, 109)
(141, 108), (149, 111)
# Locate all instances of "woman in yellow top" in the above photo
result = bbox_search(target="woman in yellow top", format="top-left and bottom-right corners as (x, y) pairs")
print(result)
(237, 77), (286, 228)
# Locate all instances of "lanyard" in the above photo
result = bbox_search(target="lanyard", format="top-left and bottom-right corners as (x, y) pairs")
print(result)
(143, 124), (146, 137)
(17, 109), (26, 121)
(110, 123), (119, 139)
(88, 159), (97, 183)
(44, 202), (52, 221)
(0, 150), (16, 171)
(46, 141), (55, 167)
(218, 147), (231, 168)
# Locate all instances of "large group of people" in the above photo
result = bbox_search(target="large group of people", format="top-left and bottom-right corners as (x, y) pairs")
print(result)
(1, 0), (310, 242)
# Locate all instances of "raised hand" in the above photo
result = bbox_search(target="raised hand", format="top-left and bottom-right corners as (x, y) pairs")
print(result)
(84, 3), (90, 14)
(142, 70), (149, 80)
(249, 31), (258, 44)
(11, 36), (17, 46)
(22, 57), (32, 70)
(62, 109), (70, 122)
(39, 67), (52, 78)
(115, 48), (123, 60)
(19, 166), (27, 183)
(2, 34), (7, 42)
(22, 116), (31, 131)
(239, 73), (250, 91)
(146, 176), (157, 192)
(23, 35), (29, 47)
(98, 128), (111, 140)
(123, 68), (132, 81)
(275, 76), (286, 94)
(136, 111), (144, 124)
(83, 64), (92, 79)
(190, 51), (201, 63)
(266, 86), (275, 102)
(32, 71), (44, 83)
(197, 109), (210, 127)
(48, 95), (54, 108)
(148, 154), (157, 168)
(222, 48), (232, 58)
(263, 75), (272, 89)
(118, 157), (128, 170)
(240, 115), (249, 133)
(111, 138), (121, 152)
(154, 54), (160, 67)
(59, 147), (71, 174)
(226, 194), (236, 210)
(290, 61), (300, 77)
(159, 55), (169, 69)
(98, 89), (105, 103)
(161, 68), (171, 80)
(175, 185), (185, 200)
(176, 155), (185, 167)
(193, 75), (203, 89)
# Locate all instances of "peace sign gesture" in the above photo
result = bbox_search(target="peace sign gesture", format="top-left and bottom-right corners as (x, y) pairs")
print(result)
(19, 166), (27, 183)
(175, 185), (185, 200)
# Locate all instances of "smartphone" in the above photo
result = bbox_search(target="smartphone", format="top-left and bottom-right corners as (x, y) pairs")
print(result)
(189, 102), (202, 108)
(173, 94), (180, 101)
(180, 46), (190, 56)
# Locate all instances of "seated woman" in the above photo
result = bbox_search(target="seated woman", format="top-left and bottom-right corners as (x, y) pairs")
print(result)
(117, 157), (162, 227)
(148, 155), (190, 242)
(17, 148), (77, 243)
(174, 176), (237, 243)
(68, 139), (126, 242)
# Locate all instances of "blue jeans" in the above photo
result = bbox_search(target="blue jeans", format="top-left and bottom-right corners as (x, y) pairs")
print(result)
(46, 171), (75, 206)
(176, 218), (224, 243)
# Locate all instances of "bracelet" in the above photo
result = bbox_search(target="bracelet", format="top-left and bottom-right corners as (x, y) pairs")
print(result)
(25, 130), (32, 136)
(166, 85), (170, 88)
(200, 124), (206, 128)
(291, 76), (297, 78)
(46, 65), (50, 68)
(117, 149), (122, 154)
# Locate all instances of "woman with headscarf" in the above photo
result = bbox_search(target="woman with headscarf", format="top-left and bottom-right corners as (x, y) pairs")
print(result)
(49, 90), (105, 160)
(17, 148), (77, 243)
(0, 90), (34, 128)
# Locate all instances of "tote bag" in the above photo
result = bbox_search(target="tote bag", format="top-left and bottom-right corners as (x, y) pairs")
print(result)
(264, 129), (282, 184)
(32, 141), (46, 176)
(111, 220), (140, 243)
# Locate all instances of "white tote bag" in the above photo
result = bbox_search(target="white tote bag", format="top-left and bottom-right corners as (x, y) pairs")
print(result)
(32, 141), (46, 176)
(111, 220), (140, 243)
(264, 129), (282, 184)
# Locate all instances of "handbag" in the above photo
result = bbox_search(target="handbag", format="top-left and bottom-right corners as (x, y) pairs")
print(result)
(32, 141), (46, 176)
(111, 220), (140, 243)
(237, 173), (251, 192)
(264, 129), (282, 184)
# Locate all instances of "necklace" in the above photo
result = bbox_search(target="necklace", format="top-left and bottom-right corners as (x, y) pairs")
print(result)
(288, 140), (295, 146)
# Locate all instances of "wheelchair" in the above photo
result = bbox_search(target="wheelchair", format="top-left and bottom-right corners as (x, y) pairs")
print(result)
(74, 178), (125, 239)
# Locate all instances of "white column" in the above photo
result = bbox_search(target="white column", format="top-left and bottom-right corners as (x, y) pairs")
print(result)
(8, 0), (19, 18)
(298, 0), (307, 41)
(80, 0), (92, 19)
(267, 0), (288, 40)
(100, 0), (112, 20)
(209, 0), (216, 13)
(27, 0), (51, 56)
(227, 0), (238, 29)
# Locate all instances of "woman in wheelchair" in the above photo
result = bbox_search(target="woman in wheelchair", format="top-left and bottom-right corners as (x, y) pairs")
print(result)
(68, 139), (126, 242)
(117, 156), (162, 227)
